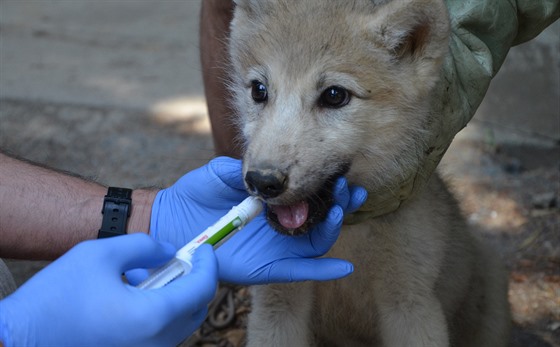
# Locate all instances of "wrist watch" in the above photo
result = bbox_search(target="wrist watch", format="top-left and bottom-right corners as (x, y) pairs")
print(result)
(98, 187), (132, 239)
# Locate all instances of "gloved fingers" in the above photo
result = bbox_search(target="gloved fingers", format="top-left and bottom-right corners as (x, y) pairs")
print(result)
(205, 157), (249, 203)
(157, 244), (218, 314)
(124, 268), (150, 286)
(171, 157), (247, 205)
(190, 156), (248, 203)
(163, 307), (209, 335)
(208, 156), (246, 191)
(346, 185), (368, 214)
(331, 177), (367, 214)
(157, 307), (210, 347)
(301, 185), (366, 255)
(190, 307), (209, 325)
(90, 234), (176, 274)
(266, 258), (354, 283)
(301, 205), (344, 256)
(332, 177), (351, 211)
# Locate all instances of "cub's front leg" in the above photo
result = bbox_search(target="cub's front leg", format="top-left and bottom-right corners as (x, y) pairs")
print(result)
(375, 289), (449, 347)
(246, 282), (314, 347)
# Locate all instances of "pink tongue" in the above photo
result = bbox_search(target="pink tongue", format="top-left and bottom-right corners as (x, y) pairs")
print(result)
(271, 201), (309, 229)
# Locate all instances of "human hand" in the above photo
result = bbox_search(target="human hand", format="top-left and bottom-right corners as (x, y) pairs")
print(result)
(150, 156), (249, 248)
(150, 156), (367, 285)
(0, 234), (217, 347)
(216, 176), (367, 284)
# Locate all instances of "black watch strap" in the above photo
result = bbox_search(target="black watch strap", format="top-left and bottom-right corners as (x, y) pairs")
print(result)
(98, 187), (132, 239)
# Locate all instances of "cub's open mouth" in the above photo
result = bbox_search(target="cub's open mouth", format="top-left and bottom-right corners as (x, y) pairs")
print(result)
(245, 162), (351, 236)
(269, 201), (309, 230)
(266, 196), (332, 236)
(263, 169), (348, 235)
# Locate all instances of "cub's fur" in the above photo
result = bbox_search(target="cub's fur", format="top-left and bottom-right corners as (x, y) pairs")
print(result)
(227, 0), (511, 346)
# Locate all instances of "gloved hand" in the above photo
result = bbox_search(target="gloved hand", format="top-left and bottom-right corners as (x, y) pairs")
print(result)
(216, 176), (367, 284)
(0, 234), (217, 347)
(150, 156), (249, 248)
(150, 156), (367, 285)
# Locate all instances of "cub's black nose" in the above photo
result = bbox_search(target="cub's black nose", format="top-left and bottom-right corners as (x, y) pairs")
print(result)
(245, 169), (287, 199)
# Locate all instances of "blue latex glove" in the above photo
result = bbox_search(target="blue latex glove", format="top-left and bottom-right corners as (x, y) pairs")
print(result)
(217, 176), (366, 284)
(0, 234), (217, 347)
(150, 156), (367, 285)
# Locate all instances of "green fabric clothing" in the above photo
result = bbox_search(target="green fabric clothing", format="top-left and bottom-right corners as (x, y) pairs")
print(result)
(348, 0), (559, 222)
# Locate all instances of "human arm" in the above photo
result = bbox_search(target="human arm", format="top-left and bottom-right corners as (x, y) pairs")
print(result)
(0, 234), (217, 347)
(200, 0), (241, 158)
(0, 152), (156, 260)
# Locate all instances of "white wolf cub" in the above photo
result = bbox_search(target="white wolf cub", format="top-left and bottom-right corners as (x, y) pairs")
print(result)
(227, 0), (511, 346)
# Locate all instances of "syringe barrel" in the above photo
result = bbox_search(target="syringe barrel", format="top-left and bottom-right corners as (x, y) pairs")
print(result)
(136, 257), (192, 290)
(137, 196), (262, 290)
(235, 196), (262, 222)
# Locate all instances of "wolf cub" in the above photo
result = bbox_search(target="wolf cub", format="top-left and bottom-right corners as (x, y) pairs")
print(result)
(227, 0), (511, 346)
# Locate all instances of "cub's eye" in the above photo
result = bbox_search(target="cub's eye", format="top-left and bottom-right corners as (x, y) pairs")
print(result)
(319, 86), (351, 108)
(251, 80), (268, 103)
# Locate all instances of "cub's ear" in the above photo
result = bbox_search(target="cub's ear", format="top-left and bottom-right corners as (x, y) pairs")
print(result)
(369, 0), (450, 63)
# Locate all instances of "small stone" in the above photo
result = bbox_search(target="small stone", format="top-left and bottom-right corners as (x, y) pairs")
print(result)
(531, 192), (557, 209)
(503, 158), (523, 174)
(548, 321), (560, 331)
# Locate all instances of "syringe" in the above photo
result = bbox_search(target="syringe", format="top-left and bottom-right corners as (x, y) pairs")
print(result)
(137, 196), (263, 290)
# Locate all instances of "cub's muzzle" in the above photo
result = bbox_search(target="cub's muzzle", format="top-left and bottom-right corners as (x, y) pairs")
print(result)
(245, 169), (288, 199)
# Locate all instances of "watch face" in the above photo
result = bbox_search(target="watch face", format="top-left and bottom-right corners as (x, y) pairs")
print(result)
(108, 187), (132, 200)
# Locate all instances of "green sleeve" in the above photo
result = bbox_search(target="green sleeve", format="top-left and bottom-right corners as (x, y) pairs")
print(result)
(351, 0), (559, 221)
(513, 0), (560, 45)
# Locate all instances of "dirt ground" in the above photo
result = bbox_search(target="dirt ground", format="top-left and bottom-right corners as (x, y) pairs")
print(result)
(0, 1), (558, 346)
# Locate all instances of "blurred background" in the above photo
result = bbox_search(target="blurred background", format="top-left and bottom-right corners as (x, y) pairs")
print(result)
(0, 1), (558, 346)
